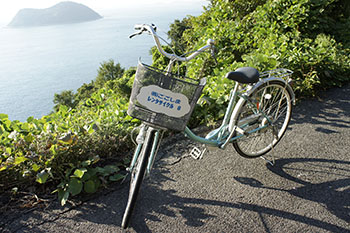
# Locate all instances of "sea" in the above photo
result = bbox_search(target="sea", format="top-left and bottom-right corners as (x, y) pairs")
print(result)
(0, 3), (206, 121)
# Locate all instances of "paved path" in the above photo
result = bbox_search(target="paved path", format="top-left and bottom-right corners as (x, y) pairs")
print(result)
(1, 84), (350, 232)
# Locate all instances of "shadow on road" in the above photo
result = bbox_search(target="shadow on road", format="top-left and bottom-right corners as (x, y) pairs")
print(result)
(236, 158), (350, 228)
(2, 86), (349, 232)
(290, 84), (350, 133)
(118, 157), (350, 232)
(64, 84), (350, 232)
(8, 156), (347, 233)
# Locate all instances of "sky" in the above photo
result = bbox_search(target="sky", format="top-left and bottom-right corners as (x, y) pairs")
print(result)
(0, 0), (208, 23)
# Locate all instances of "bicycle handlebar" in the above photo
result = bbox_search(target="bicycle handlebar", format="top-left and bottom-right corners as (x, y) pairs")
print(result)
(129, 23), (215, 62)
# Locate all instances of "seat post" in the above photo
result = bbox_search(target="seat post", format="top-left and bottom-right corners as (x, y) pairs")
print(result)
(222, 82), (240, 125)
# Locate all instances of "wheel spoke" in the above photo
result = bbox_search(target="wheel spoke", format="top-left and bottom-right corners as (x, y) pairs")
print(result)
(233, 82), (292, 158)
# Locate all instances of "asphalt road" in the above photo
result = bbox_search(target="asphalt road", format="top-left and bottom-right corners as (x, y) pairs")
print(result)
(1, 84), (350, 232)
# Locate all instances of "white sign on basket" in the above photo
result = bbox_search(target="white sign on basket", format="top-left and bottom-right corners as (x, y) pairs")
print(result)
(136, 85), (191, 118)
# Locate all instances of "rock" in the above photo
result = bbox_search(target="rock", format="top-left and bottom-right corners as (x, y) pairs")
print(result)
(8, 1), (102, 27)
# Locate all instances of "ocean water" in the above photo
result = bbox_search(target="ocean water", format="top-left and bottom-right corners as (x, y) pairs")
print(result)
(0, 4), (205, 121)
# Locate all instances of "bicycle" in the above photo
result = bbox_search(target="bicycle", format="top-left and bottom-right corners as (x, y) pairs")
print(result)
(121, 23), (295, 228)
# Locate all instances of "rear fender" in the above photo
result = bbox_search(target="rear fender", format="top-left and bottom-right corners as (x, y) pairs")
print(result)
(228, 77), (295, 132)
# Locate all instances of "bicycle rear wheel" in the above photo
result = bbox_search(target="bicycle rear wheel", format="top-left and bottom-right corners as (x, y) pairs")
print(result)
(232, 81), (293, 158)
(121, 127), (158, 229)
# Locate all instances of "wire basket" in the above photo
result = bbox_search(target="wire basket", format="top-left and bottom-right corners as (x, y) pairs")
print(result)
(128, 62), (206, 131)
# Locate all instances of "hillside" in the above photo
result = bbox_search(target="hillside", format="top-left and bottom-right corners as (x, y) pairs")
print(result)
(1, 0), (350, 207)
(8, 1), (102, 27)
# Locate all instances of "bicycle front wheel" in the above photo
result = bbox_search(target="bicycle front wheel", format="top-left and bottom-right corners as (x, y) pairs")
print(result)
(121, 127), (159, 229)
(232, 81), (293, 158)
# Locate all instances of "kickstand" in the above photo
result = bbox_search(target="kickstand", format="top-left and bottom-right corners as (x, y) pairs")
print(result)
(260, 142), (276, 166)
(260, 155), (275, 166)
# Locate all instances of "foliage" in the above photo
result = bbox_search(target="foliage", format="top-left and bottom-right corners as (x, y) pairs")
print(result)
(168, 18), (193, 52)
(53, 90), (76, 110)
(53, 60), (127, 110)
(0, 82), (137, 204)
(95, 60), (125, 88)
(1, 0), (350, 205)
(54, 156), (126, 205)
(148, 0), (350, 127)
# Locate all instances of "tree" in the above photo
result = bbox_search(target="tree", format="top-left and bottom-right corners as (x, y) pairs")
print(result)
(53, 90), (76, 110)
(168, 18), (192, 52)
(95, 60), (125, 88)
(75, 82), (96, 104)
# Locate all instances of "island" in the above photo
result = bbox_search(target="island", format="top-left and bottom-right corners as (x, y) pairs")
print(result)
(8, 1), (102, 27)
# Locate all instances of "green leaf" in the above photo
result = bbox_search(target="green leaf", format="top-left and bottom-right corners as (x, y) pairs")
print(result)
(14, 156), (28, 165)
(0, 125), (5, 134)
(84, 180), (97, 193)
(36, 170), (49, 184)
(109, 173), (125, 182)
(67, 178), (83, 196)
(81, 160), (91, 167)
(21, 123), (30, 131)
(24, 134), (35, 143)
(26, 116), (34, 123)
(88, 125), (95, 134)
(6, 147), (12, 155)
(50, 145), (57, 155)
(81, 168), (97, 182)
(32, 163), (40, 172)
(58, 189), (69, 206)
(72, 168), (87, 178)
(103, 165), (120, 175)
(2, 119), (11, 129)
(0, 113), (8, 120)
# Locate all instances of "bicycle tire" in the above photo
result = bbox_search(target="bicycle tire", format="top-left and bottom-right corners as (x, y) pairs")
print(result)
(121, 127), (157, 229)
(232, 80), (293, 158)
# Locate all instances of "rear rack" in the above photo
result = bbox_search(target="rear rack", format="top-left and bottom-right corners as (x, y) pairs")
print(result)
(260, 68), (293, 80)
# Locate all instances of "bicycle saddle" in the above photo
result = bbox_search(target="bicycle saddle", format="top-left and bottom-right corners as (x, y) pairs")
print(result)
(225, 67), (259, 84)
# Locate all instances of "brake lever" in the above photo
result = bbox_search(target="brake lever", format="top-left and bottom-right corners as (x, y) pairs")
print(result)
(129, 30), (143, 39)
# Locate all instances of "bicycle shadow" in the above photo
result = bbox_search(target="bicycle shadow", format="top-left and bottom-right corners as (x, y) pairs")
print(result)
(7, 85), (349, 232)
(12, 157), (348, 232)
(290, 84), (350, 133)
(114, 85), (350, 232)
(47, 85), (349, 232)
(122, 157), (350, 232)
(267, 158), (350, 223)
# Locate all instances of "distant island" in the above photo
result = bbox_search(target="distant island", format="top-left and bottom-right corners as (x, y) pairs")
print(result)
(8, 1), (102, 27)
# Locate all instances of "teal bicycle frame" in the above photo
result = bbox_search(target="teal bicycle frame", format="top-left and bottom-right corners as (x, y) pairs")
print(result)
(126, 24), (296, 177)
(183, 81), (269, 148)
(123, 23), (296, 229)
(128, 74), (295, 175)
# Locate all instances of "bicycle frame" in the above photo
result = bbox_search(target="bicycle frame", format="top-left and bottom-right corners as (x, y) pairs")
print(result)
(123, 23), (296, 229)
(184, 75), (295, 149)
(128, 74), (295, 175)
(127, 23), (295, 175)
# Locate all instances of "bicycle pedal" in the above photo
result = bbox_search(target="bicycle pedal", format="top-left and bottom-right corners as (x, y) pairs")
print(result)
(190, 146), (206, 160)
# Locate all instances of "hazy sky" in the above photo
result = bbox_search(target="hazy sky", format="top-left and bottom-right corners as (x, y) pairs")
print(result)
(0, 0), (208, 23)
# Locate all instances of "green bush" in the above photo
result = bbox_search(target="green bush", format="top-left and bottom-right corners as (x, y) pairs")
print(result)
(149, 0), (350, 126)
(1, 0), (350, 205)
(54, 60), (127, 111)
(0, 84), (137, 204)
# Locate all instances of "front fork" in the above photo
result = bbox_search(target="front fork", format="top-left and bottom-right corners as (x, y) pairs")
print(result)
(127, 124), (164, 176)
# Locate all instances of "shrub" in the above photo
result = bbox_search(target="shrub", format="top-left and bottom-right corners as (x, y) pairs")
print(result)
(1, 0), (350, 205)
